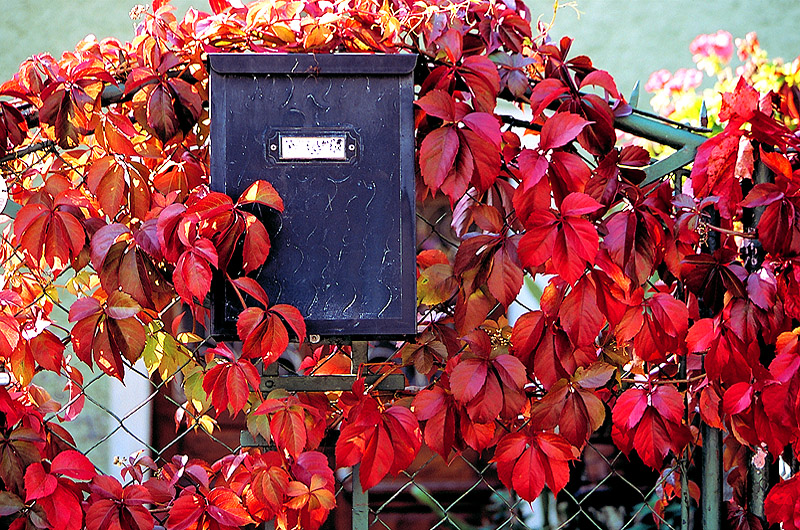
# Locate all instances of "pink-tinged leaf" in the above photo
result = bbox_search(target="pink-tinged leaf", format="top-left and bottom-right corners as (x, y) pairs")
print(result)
(741, 183), (784, 208)
(416, 90), (456, 122)
(632, 409), (671, 469)
(192, 238), (219, 268)
(238, 180), (284, 212)
(105, 291), (141, 320)
(437, 29), (463, 63)
(462, 112), (501, 147)
(560, 192), (603, 217)
(90, 223), (131, 270)
(450, 358), (488, 403)
(518, 149), (549, 191)
(487, 243), (523, 309)
(420, 126), (459, 191)
(539, 112), (592, 151)
(530, 78), (569, 116)
(613, 388), (648, 430)
(157, 203), (188, 263)
(68, 297), (102, 322)
(147, 84), (178, 142)
(651, 386), (684, 425)
(492, 354), (527, 390)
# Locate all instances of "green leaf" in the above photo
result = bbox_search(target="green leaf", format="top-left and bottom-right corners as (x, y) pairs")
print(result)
(142, 328), (187, 383)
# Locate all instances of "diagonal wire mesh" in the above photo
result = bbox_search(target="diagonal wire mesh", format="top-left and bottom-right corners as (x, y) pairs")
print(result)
(1, 139), (705, 530)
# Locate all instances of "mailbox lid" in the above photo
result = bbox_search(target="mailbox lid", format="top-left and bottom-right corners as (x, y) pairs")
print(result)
(209, 53), (417, 339)
(208, 53), (417, 75)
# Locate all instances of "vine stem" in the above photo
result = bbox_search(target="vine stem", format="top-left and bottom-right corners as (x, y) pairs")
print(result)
(705, 224), (757, 239)
(620, 373), (706, 385)
(225, 272), (248, 310)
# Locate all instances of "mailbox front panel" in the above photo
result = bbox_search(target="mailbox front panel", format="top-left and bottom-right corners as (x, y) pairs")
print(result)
(209, 54), (416, 338)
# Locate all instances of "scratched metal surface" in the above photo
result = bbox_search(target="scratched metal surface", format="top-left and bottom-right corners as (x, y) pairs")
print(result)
(209, 54), (416, 338)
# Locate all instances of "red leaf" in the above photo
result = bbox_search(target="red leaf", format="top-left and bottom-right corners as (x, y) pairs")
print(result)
(416, 90), (456, 122)
(741, 183), (784, 208)
(486, 241), (523, 309)
(207, 488), (254, 527)
(518, 149), (549, 191)
(238, 180), (284, 212)
(412, 385), (457, 460)
(231, 276), (270, 307)
(242, 213), (271, 274)
(105, 291), (141, 320)
(462, 112), (501, 148)
(460, 55), (501, 112)
(723, 382), (753, 416)
(420, 126), (459, 192)
(579, 70), (620, 98)
(651, 385), (685, 425)
(203, 348), (259, 416)
(765, 475), (800, 530)
(147, 84), (178, 142)
(24, 463), (57, 501)
(270, 304), (306, 342)
(51, 450), (96, 480)
(559, 275), (604, 346)
(518, 212), (558, 268)
(719, 77), (759, 123)
(632, 408), (672, 469)
(612, 388), (648, 430)
(539, 112), (592, 151)
(449, 358), (487, 403)
(167, 490), (205, 530)
(493, 430), (575, 501)
(560, 192), (602, 217)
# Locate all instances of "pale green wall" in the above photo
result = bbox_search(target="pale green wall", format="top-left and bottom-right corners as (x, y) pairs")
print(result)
(2, 0), (799, 94)
(548, 1), (800, 109)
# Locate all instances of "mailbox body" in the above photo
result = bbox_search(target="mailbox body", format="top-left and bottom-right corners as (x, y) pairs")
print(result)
(209, 53), (417, 339)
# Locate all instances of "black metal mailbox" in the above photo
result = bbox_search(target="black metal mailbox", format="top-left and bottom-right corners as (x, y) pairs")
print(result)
(209, 53), (417, 339)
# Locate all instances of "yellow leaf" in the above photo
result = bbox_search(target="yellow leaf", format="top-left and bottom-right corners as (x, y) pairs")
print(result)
(417, 263), (457, 305)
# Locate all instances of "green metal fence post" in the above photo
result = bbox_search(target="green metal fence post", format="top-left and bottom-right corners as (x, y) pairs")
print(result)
(352, 463), (368, 530)
(702, 425), (722, 529)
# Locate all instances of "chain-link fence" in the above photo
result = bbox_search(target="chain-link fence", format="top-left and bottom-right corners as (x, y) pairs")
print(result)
(1, 107), (742, 530)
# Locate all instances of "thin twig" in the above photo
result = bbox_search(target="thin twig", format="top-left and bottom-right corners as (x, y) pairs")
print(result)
(705, 224), (757, 239)
(0, 140), (56, 164)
